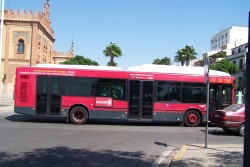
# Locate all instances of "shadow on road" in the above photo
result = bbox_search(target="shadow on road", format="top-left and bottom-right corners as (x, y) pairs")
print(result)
(5, 114), (182, 127)
(200, 129), (243, 137)
(0, 147), (154, 167)
(5, 114), (66, 124)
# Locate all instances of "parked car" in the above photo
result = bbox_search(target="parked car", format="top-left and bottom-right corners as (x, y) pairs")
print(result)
(210, 104), (245, 136)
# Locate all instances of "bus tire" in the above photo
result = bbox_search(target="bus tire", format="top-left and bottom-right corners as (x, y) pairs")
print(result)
(69, 106), (88, 125)
(184, 110), (201, 127)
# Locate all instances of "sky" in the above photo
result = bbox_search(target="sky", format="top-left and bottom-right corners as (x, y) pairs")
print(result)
(5, 0), (250, 69)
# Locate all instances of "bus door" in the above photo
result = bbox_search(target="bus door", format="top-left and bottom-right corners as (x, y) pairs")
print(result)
(210, 84), (233, 110)
(36, 76), (61, 116)
(128, 81), (153, 119)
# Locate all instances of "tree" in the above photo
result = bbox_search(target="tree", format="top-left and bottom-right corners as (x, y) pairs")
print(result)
(210, 59), (238, 75)
(174, 50), (185, 66)
(60, 55), (99, 65)
(214, 51), (227, 59)
(153, 57), (172, 65)
(103, 42), (122, 66)
(209, 51), (227, 64)
(174, 45), (197, 66)
(182, 45), (197, 66)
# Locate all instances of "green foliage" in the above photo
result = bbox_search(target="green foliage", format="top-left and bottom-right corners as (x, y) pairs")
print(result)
(174, 50), (185, 66)
(153, 57), (172, 65)
(103, 43), (122, 66)
(174, 45), (197, 66)
(214, 51), (227, 58)
(107, 61), (117, 66)
(60, 55), (99, 65)
(210, 59), (238, 75)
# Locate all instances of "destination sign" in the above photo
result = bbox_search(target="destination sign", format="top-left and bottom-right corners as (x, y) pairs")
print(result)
(209, 78), (232, 84)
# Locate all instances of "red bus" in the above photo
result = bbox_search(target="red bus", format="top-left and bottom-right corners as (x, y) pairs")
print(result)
(14, 64), (235, 127)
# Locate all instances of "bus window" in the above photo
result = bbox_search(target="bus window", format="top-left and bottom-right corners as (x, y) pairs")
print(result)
(222, 85), (232, 108)
(182, 87), (206, 103)
(181, 82), (205, 103)
(111, 85), (125, 100)
(96, 84), (111, 97)
(157, 81), (181, 102)
(169, 87), (181, 102)
(210, 84), (232, 109)
(63, 77), (95, 96)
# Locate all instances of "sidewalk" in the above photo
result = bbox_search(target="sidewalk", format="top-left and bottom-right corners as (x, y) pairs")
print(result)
(0, 101), (14, 112)
(169, 144), (243, 167)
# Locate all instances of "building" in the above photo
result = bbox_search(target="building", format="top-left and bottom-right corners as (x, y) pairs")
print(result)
(227, 43), (248, 91)
(194, 26), (248, 66)
(208, 25), (248, 56)
(0, 1), (74, 101)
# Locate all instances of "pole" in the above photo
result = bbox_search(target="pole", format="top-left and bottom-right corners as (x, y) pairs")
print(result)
(204, 54), (209, 148)
(243, 11), (250, 167)
(205, 81), (209, 148)
(0, 0), (5, 71)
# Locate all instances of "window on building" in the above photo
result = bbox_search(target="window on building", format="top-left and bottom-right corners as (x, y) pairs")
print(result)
(17, 39), (24, 54)
(239, 59), (243, 70)
(238, 48), (241, 53)
(232, 50), (235, 55)
(238, 77), (243, 86)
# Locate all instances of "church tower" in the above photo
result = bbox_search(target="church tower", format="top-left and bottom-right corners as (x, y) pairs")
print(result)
(0, 1), (73, 101)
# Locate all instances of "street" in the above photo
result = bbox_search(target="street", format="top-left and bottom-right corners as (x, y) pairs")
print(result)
(0, 108), (244, 167)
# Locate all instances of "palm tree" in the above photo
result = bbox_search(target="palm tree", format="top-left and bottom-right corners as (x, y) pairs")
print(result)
(153, 57), (172, 65)
(174, 50), (186, 66)
(103, 42), (122, 66)
(182, 45), (197, 66)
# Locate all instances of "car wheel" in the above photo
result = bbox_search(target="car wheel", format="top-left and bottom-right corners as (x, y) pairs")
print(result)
(184, 110), (201, 127)
(238, 124), (244, 136)
(70, 106), (88, 125)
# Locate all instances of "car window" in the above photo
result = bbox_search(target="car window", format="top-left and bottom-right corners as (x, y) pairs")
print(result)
(223, 104), (244, 112)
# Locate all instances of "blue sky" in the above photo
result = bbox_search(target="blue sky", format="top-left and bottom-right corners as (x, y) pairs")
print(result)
(6, 0), (250, 69)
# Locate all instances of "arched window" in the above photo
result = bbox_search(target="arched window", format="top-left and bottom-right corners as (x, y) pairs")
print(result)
(17, 39), (24, 54)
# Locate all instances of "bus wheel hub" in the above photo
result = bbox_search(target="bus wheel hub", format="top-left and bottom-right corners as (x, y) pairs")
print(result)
(188, 114), (197, 123)
(75, 111), (84, 120)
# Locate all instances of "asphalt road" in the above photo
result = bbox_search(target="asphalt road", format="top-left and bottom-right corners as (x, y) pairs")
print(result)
(0, 109), (244, 167)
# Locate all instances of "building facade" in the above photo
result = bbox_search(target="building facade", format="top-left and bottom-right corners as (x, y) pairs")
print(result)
(194, 26), (248, 66)
(0, 1), (73, 101)
(208, 26), (248, 56)
(227, 43), (248, 91)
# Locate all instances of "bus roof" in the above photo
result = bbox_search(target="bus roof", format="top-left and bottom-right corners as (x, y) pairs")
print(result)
(35, 64), (122, 71)
(33, 64), (230, 77)
(127, 64), (231, 76)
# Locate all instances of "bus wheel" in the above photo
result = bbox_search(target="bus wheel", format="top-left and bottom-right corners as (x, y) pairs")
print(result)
(184, 110), (201, 127)
(70, 106), (88, 124)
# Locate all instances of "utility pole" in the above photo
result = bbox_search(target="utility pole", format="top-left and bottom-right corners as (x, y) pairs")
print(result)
(243, 11), (250, 167)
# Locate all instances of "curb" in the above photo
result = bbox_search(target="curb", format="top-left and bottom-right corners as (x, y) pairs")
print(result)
(169, 144), (189, 167)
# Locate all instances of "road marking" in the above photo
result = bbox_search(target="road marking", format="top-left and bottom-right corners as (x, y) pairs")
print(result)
(172, 144), (189, 161)
(151, 150), (172, 167)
